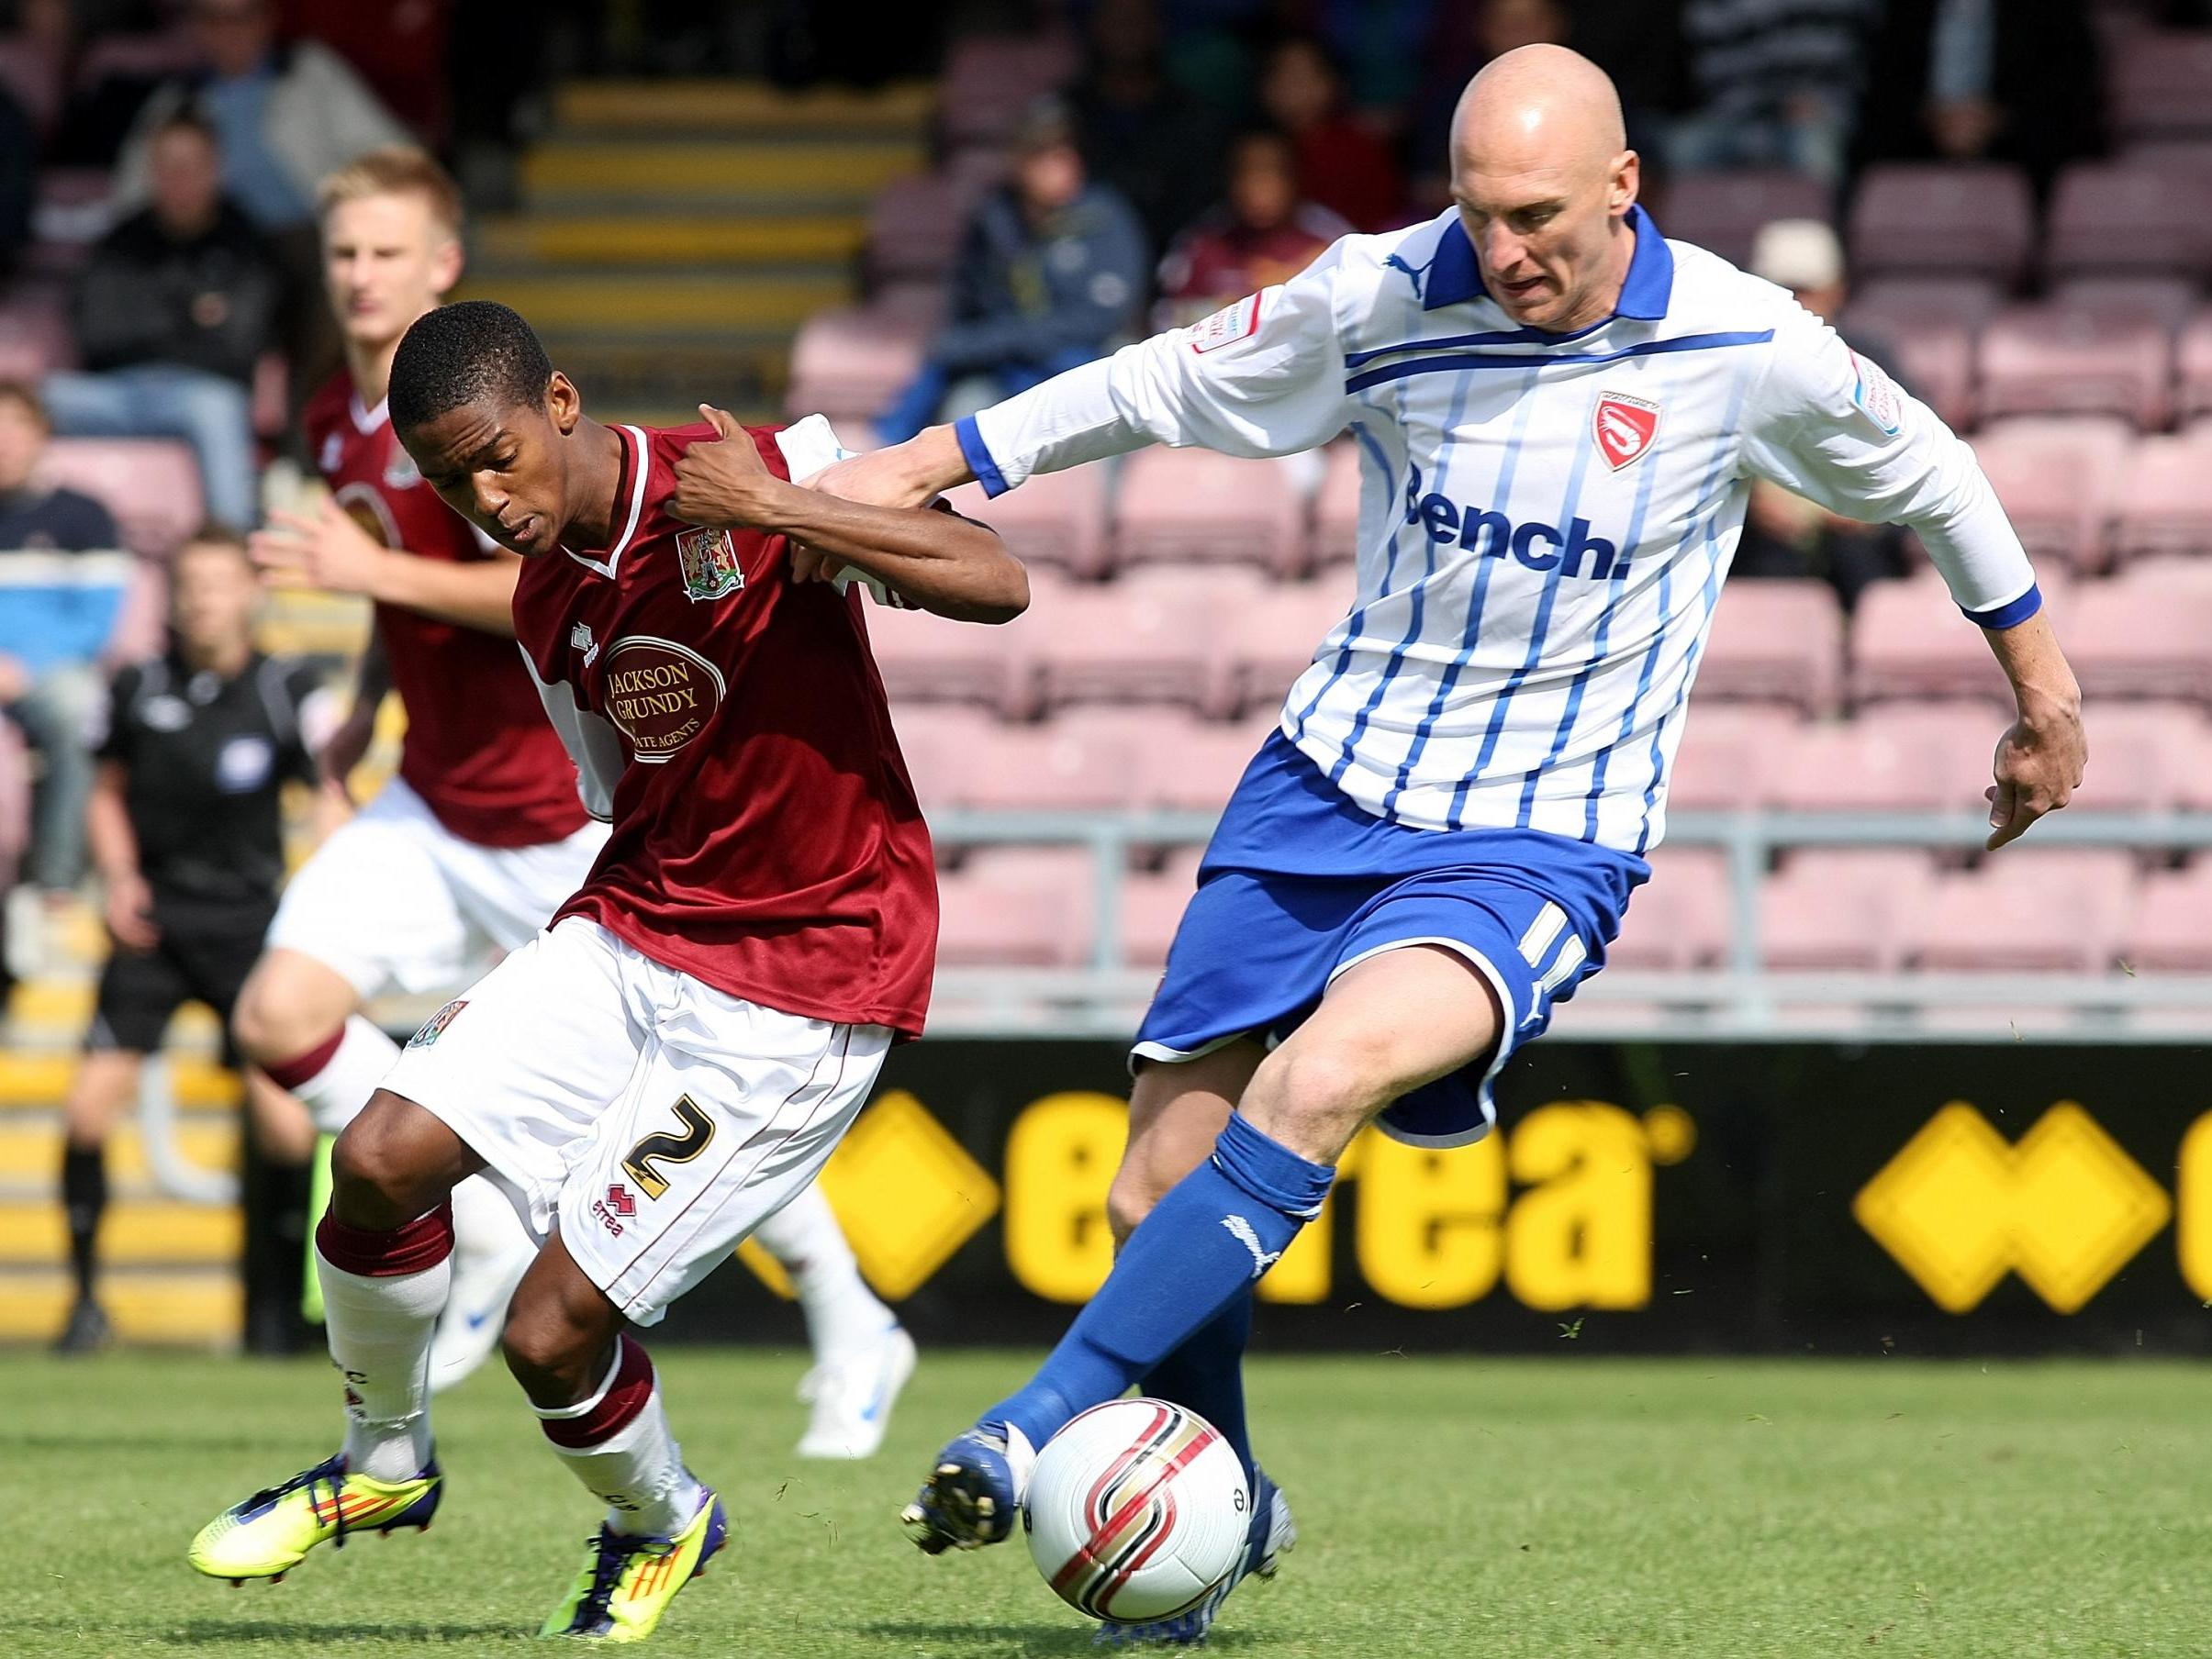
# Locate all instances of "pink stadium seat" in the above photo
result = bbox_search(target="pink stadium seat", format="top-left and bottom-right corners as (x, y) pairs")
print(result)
(2063, 564), (2212, 703)
(1668, 704), (1801, 812)
(1764, 705), (1994, 814)
(1120, 849), (1206, 967)
(944, 466), (1111, 579)
(871, 281), (948, 327)
(40, 439), (200, 558)
(1977, 305), (2172, 429)
(1113, 448), (1309, 576)
(0, 284), (73, 379)
(2106, 28), (2212, 142)
(1034, 569), (1266, 713)
(1967, 421), (2125, 572)
(939, 33), (1078, 149)
(1134, 713), (1278, 812)
(2077, 701), (2206, 814)
(101, 558), (166, 669)
(2047, 277), (2203, 335)
(951, 710), (1149, 813)
(887, 705), (1001, 813)
(2124, 139), (2212, 183)
(1697, 579), (1843, 714)
(1848, 275), (2003, 333)
(1223, 579), (1345, 716)
(2044, 163), (2212, 282)
(936, 851), (1089, 967)
(2121, 860), (2212, 972)
(1311, 440), (1363, 569)
(0, 38), (61, 133)
(866, 572), (1059, 718)
(1760, 849), (1938, 972)
(784, 305), (930, 425)
(1914, 850), (2139, 973)
(0, 716), (29, 886)
(866, 173), (967, 284)
(2178, 310), (2212, 424)
(1609, 846), (1733, 972)
(1659, 171), (1833, 268)
(2110, 434), (2212, 565)
(1849, 572), (2019, 707)
(1849, 164), (2036, 285)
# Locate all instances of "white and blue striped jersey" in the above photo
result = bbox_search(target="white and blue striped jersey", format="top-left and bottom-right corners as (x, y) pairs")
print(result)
(955, 204), (2040, 853)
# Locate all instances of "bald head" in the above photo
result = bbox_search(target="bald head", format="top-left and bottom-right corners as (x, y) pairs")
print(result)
(1442, 45), (1639, 332)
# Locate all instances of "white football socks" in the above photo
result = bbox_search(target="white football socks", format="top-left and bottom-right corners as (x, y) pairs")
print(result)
(315, 1206), (451, 1482)
(753, 1184), (896, 1361)
(290, 1015), (402, 1136)
(534, 1336), (703, 1537)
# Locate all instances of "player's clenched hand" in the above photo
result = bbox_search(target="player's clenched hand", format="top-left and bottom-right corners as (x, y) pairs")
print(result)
(670, 405), (781, 531)
(803, 443), (943, 513)
(104, 870), (160, 952)
(1984, 695), (2086, 851)
(251, 500), (390, 597)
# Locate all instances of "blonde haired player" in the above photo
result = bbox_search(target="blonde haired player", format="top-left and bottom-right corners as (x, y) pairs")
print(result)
(237, 150), (913, 1452)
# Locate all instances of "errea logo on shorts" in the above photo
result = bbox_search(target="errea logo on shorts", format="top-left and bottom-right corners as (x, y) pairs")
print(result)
(593, 1184), (635, 1237)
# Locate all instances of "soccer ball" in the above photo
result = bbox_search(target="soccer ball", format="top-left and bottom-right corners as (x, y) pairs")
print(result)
(1022, 1397), (1251, 1624)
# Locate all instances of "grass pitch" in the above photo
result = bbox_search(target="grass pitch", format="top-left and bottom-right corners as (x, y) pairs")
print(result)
(2, 1347), (2205, 1657)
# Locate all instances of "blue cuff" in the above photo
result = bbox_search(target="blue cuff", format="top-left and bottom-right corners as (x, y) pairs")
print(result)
(955, 414), (1010, 498)
(1962, 582), (2041, 630)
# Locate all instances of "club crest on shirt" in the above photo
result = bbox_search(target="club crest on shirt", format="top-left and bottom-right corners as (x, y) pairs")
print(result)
(675, 526), (744, 602)
(408, 998), (467, 1049)
(1592, 391), (1660, 471)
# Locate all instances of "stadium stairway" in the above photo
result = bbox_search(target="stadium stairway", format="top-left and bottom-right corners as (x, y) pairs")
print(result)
(464, 79), (935, 423)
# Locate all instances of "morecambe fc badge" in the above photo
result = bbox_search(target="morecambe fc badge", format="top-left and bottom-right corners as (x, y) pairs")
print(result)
(675, 526), (744, 602)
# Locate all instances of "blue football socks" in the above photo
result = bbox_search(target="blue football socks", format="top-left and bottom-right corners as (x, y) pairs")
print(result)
(984, 1113), (1334, 1455)
(1140, 1291), (1256, 1480)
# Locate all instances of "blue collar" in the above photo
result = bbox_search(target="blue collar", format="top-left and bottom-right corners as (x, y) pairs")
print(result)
(1422, 203), (1672, 320)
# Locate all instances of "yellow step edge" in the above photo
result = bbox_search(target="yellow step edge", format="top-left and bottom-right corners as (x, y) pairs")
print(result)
(0, 1052), (244, 1108)
(0, 1199), (242, 1264)
(477, 216), (868, 264)
(0, 1125), (241, 1183)
(5, 984), (222, 1042)
(0, 1270), (240, 1343)
(454, 277), (850, 333)
(523, 143), (924, 195)
(554, 80), (935, 132)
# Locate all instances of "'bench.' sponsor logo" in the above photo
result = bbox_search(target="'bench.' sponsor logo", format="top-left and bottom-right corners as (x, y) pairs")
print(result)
(602, 636), (725, 763)
(1402, 463), (1622, 578)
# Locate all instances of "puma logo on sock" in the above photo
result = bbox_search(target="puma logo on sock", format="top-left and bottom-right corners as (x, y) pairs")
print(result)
(1221, 1214), (1281, 1281)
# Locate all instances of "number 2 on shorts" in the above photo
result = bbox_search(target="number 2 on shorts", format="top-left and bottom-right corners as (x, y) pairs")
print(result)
(620, 1095), (717, 1200)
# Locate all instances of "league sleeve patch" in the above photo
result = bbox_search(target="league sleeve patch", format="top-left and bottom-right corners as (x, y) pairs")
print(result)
(1849, 350), (1904, 437)
(1187, 292), (1264, 354)
(408, 998), (467, 1050)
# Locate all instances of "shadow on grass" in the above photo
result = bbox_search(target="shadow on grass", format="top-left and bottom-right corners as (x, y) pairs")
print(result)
(853, 1621), (1259, 1653)
(3, 1430), (304, 1454)
(166, 1619), (530, 1645)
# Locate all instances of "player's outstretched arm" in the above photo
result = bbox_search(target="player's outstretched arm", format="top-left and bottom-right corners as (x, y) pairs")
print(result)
(1978, 608), (2084, 852)
(671, 406), (1029, 625)
(251, 497), (523, 637)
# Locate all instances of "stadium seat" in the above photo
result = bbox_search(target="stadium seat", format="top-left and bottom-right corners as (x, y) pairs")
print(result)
(866, 173), (968, 284)
(938, 33), (1078, 149)
(2106, 28), (2212, 142)
(1977, 305), (2172, 429)
(1112, 448), (1310, 577)
(1609, 846), (1733, 972)
(1849, 164), (2036, 286)
(2110, 434), (2212, 565)
(1696, 579), (1843, 714)
(40, 439), (201, 559)
(0, 38), (61, 135)
(1848, 276), (2004, 334)
(0, 284), (73, 379)
(947, 710), (1150, 813)
(944, 466), (1111, 580)
(2044, 163), (2212, 283)
(1119, 848), (1206, 967)
(1763, 705), (1995, 814)
(1311, 440), (1363, 570)
(2178, 309), (2212, 425)
(1760, 849), (1938, 973)
(2120, 860), (2212, 972)
(1914, 850), (2138, 973)
(887, 705), (1001, 813)
(1133, 712), (1279, 813)
(2062, 564), (2212, 703)
(784, 305), (929, 425)
(2075, 701), (2207, 814)
(1222, 579), (1345, 716)
(1968, 420), (2125, 573)
(2123, 139), (2212, 184)
(1658, 171), (1832, 269)
(936, 850), (1091, 967)
(1668, 704), (1802, 812)
(1849, 572), (2020, 707)
(871, 280), (948, 327)
(2047, 276), (2203, 335)
(866, 571), (1060, 717)
(1033, 569), (1267, 713)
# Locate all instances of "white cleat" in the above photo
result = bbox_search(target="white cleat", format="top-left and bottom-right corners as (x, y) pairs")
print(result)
(427, 1178), (535, 1393)
(795, 1323), (918, 1460)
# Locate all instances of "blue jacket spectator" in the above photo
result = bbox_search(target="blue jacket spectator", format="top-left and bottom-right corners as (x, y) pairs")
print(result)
(877, 101), (1149, 443)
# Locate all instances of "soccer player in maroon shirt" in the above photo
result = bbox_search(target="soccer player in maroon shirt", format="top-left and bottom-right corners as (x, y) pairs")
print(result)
(188, 299), (1027, 1644)
(239, 150), (925, 1441)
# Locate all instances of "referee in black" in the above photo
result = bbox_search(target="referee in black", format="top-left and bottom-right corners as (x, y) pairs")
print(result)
(56, 525), (330, 1354)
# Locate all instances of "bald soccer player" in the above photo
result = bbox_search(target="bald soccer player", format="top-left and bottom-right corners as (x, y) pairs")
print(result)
(829, 46), (2087, 1643)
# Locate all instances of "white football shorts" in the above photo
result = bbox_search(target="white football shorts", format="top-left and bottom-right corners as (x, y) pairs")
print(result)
(380, 916), (891, 1325)
(266, 776), (609, 999)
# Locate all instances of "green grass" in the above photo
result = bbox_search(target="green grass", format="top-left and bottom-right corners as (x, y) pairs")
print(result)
(2, 1348), (2206, 1657)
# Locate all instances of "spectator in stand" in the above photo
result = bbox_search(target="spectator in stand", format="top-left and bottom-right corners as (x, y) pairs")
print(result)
(1857, 1), (2103, 198)
(44, 108), (280, 531)
(0, 381), (125, 902)
(1154, 130), (1350, 328)
(876, 99), (1148, 444)
(115, 0), (409, 236)
(55, 526), (325, 1355)
(1258, 35), (1404, 234)
(1670, 0), (1878, 186)
(1732, 219), (1910, 610)
(1072, 0), (1234, 265)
